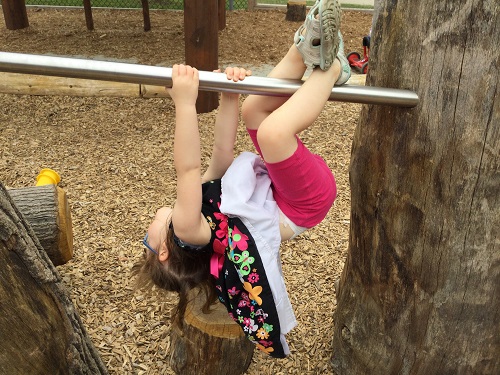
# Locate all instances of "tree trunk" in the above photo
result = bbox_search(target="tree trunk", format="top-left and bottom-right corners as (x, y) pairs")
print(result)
(1, 0), (29, 30)
(0, 183), (108, 374)
(332, 1), (499, 374)
(286, 1), (306, 22)
(169, 288), (254, 375)
(8, 185), (73, 266)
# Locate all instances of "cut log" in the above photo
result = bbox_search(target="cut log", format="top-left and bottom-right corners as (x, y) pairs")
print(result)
(0, 72), (366, 99)
(0, 72), (140, 97)
(169, 288), (254, 375)
(286, 1), (306, 22)
(0, 183), (107, 374)
(8, 184), (73, 266)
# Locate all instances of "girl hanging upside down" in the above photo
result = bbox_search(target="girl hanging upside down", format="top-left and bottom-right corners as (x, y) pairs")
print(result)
(133, 0), (350, 358)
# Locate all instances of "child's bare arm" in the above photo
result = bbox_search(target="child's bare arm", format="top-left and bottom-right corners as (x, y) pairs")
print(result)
(202, 67), (252, 182)
(169, 64), (211, 245)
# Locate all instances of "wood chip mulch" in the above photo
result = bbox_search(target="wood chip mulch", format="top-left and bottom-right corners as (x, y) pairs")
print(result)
(0, 7), (371, 374)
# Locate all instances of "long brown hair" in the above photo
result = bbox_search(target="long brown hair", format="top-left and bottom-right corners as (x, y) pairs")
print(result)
(132, 225), (218, 327)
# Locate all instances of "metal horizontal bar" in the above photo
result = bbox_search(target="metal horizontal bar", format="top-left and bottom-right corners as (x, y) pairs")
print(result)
(0, 52), (419, 107)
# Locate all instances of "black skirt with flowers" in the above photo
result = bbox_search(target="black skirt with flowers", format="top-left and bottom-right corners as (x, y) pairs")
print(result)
(200, 180), (286, 358)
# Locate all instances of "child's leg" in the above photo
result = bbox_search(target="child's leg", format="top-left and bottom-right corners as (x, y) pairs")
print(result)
(255, 58), (340, 163)
(242, 0), (345, 152)
(242, 44), (308, 133)
(242, 0), (345, 228)
(255, 61), (340, 228)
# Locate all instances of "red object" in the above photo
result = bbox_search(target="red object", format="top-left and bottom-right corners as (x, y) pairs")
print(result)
(347, 44), (369, 74)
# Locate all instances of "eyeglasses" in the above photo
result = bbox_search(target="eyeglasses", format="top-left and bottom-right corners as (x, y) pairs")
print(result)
(142, 233), (159, 255)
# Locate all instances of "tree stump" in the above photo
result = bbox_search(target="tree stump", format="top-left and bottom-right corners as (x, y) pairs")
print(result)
(286, 1), (306, 22)
(0, 183), (107, 374)
(169, 288), (254, 375)
(8, 184), (73, 266)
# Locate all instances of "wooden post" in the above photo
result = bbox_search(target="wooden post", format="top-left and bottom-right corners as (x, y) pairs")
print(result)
(286, 1), (306, 22)
(82, 0), (94, 31)
(332, 0), (500, 373)
(8, 185), (73, 266)
(218, 0), (226, 31)
(141, 0), (151, 32)
(247, 0), (257, 11)
(169, 288), (254, 375)
(0, 183), (108, 374)
(1, 0), (29, 30)
(184, 0), (219, 113)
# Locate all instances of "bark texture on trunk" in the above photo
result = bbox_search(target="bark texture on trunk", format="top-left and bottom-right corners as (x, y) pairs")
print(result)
(332, 1), (499, 374)
(0, 183), (108, 374)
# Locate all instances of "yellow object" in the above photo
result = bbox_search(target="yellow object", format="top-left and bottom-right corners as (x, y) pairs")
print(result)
(36, 168), (61, 186)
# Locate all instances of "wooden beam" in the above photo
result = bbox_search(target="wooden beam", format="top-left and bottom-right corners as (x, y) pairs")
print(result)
(0, 71), (367, 98)
(0, 72), (140, 97)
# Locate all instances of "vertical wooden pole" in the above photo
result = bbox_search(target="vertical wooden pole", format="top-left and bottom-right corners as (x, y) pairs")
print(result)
(1, 0), (29, 30)
(184, 0), (219, 113)
(82, 0), (94, 31)
(141, 0), (151, 31)
(218, 0), (226, 31)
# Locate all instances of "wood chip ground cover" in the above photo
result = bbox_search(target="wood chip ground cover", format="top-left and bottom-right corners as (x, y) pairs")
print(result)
(0, 8), (371, 374)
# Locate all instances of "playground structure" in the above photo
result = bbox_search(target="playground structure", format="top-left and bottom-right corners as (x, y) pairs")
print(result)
(1, 1), (498, 374)
(1, 0), (227, 112)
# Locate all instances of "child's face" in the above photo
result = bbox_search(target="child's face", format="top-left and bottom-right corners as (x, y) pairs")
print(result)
(145, 206), (172, 260)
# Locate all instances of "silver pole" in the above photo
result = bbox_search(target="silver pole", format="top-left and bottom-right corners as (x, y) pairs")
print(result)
(0, 52), (419, 107)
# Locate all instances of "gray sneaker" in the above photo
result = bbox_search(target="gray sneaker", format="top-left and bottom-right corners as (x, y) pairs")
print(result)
(319, 0), (342, 71)
(294, 0), (342, 71)
(335, 32), (351, 85)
